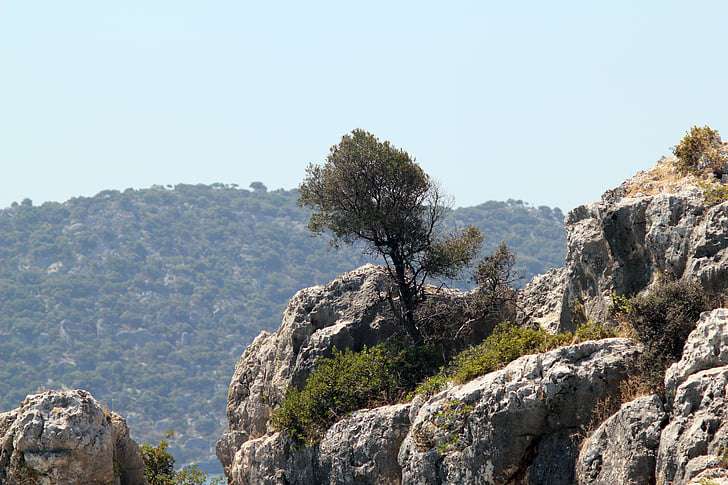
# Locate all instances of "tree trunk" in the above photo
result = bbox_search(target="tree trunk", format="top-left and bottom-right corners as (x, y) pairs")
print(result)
(390, 253), (422, 345)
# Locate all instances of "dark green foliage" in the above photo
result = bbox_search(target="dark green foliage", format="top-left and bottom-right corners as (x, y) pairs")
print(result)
(141, 439), (221, 485)
(415, 323), (574, 396)
(673, 125), (727, 176)
(299, 130), (484, 342)
(0, 184), (564, 468)
(140, 440), (176, 485)
(271, 343), (440, 444)
(625, 279), (710, 394)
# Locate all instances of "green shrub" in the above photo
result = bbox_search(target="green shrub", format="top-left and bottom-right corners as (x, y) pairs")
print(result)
(698, 179), (728, 206)
(573, 321), (616, 343)
(140, 439), (221, 485)
(627, 279), (710, 394)
(673, 125), (727, 175)
(414, 323), (574, 397)
(271, 343), (440, 444)
(449, 323), (572, 384)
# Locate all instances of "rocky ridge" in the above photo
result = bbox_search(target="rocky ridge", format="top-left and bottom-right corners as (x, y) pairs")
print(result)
(519, 156), (728, 332)
(217, 156), (728, 484)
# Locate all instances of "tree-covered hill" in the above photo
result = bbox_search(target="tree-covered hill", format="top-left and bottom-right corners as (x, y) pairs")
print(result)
(0, 184), (564, 471)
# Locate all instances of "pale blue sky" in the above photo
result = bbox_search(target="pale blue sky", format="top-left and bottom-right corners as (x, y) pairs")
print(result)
(2, 1), (728, 210)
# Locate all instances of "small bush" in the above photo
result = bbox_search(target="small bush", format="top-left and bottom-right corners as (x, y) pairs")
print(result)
(271, 342), (440, 444)
(673, 125), (727, 176)
(140, 439), (221, 485)
(627, 279), (710, 394)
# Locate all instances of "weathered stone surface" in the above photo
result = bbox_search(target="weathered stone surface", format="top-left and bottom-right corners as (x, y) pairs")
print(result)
(657, 366), (728, 485)
(318, 404), (411, 485)
(656, 308), (728, 485)
(664, 308), (728, 397)
(230, 432), (317, 485)
(576, 395), (666, 485)
(0, 389), (146, 485)
(517, 267), (568, 332)
(222, 264), (397, 444)
(229, 404), (411, 485)
(398, 338), (641, 485)
(520, 157), (728, 332)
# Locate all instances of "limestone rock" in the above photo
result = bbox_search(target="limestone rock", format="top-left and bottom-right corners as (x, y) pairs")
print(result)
(222, 264), (397, 442)
(318, 403), (411, 485)
(653, 309), (728, 485)
(517, 267), (568, 332)
(219, 265), (405, 480)
(0, 389), (146, 485)
(519, 157), (728, 331)
(576, 395), (666, 485)
(664, 308), (728, 397)
(398, 338), (641, 485)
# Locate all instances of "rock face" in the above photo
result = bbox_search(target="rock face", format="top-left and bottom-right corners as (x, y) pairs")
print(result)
(0, 389), (146, 485)
(576, 395), (666, 485)
(398, 339), (640, 485)
(218, 264), (401, 479)
(656, 309), (728, 485)
(520, 157), (728, 332)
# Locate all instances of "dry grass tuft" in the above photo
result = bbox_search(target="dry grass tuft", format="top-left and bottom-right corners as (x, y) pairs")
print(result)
(623, 157), (704, 198)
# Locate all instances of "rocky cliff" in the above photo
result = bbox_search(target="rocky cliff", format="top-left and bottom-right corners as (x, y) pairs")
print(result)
(217, 156), (728, 484)
(0, 389), (146, 485)
(519, 155), (728, 332)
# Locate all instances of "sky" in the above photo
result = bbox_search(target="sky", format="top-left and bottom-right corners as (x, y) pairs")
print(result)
(2, 1), (728, 211)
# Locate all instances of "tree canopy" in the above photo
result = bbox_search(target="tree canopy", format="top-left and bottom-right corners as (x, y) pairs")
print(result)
(299, 130), (483, 342)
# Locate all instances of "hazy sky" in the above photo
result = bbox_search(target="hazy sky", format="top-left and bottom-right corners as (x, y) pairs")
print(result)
(2, 1), (728, 211)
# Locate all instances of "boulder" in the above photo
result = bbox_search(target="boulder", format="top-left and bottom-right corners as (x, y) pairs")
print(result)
(0, 389), (146, 485)
(398, 338), (641, 485)
(576, 395), (666, 485)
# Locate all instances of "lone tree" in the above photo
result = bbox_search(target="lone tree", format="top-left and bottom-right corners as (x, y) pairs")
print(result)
(299, 129), (482, 343)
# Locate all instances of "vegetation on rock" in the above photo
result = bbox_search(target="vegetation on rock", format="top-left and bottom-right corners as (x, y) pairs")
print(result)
(271, 342), (440, 444)
(673, 125), (728, 176)
(0, 184), (564, 469)
(612, 278), (710, 394)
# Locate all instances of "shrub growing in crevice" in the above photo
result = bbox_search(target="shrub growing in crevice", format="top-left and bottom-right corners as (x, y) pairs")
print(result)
(615, 278), (710, 395)
(271, 342), (441, 444)
(415, 323), (575, 397)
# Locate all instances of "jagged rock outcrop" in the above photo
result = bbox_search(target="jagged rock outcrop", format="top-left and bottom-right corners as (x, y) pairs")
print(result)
(398, 339), (640, 485)
(520, 157), (728, 332)
(0, 389), (146, 485)
(218, 264), (401, 478)
(656, 309), (728, 485)
(576, 395), (666, 485)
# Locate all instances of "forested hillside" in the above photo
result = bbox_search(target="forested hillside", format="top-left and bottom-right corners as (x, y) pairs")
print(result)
(0, 184), (564, 471)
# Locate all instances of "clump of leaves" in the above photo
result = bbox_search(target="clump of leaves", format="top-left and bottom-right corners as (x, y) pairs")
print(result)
(622, 279), (710, 395)
(271, 342), (441, 444)
(673, 125), (728, 176)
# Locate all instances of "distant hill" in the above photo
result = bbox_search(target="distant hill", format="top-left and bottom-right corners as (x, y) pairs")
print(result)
(0, 184), (565, 471)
